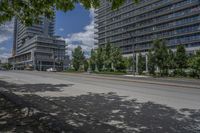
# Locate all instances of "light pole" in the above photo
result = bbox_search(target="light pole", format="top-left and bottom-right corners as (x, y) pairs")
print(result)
(128, 32), (136, 76)
(132, 43), (136, 76)
(53, 54), (55, 69)
(53, 51), (57, 70)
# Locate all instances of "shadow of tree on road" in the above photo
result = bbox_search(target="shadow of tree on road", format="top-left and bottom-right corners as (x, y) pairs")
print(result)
(0, 80), (200, 133)
(0, 94), (83, 133)
(21, 92), (200, 133)
(0, 80), (73, 93)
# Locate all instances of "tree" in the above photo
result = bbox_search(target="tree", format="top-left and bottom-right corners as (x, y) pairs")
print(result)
(147, 50), (156, 75)
(138, 53), (145, 75)
(153, 39), (169, 76)
(124, 57), (133, 70)
(93, 44), (127, 72)
(89, 49), (96, 71)
(103, 43), (112, 70)
(96, 47), (104, 71)
(84, 60), (89, 72)
(0, 0), (139, 26)
(111, 46), (125, 71)
(196, 50), (200, 56)
(167, 49), (175, 70)
(175, 45), (187, 71)
(1, 63), (12, 70)
(189, 50), (200, 78)
(72, 46), (85, 71)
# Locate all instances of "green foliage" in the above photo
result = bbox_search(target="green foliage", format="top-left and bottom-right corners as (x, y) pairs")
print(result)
(196, 50), (200, 56)
(103, 43), (112, 70)
(115, 59), (126, 72)
(89, 49), (96, 71)
(96, 47), (104, 71)
(148, 40), (185, 77)
(1, 63), (12, 70)
(138, 53), (145, 75)
(147, 50), (156, 75)
(175, 45), (187, 70)
(124, 57), (133, 70)
(189, 50), (200, 78)
(72, 46), (85, 71)
(89, 43), (126, 72)
(0, 0), (55, 26)
(0, 0), (139, 25)
(173, 69), (187, 77)
(84, 60), (89, 72)
(111, 45), (125, 71)
(167, 49), (175, 69)
(152, 39), (169, 76)
(148, 40), (200, 78)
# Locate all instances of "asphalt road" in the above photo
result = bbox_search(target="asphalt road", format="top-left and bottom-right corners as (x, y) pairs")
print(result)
(0, 71), (200, 133)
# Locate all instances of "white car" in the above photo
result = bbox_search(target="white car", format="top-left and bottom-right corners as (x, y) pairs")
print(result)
(46, 68), (57, 72)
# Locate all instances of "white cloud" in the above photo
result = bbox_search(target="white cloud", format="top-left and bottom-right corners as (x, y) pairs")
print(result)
(0, 35), (11, 44)
(0, 47), (6, 52)
(0, 52), (11, 59)
(0, 21), (14, 58)
(0, 21), (14, 44)
(0, 47), (11, 59)
(63, 9), (97, 58)
(59, 28), (64, 32)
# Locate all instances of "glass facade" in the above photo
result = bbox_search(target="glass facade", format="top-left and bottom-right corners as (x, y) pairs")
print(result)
(95, 0), (200, 54)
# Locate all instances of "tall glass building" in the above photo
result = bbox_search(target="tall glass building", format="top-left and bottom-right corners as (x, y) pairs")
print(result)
(95, 0), (200, 56)
(10, 16), (67, 71)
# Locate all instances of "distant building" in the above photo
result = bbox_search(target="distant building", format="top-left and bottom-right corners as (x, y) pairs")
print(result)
(0, 58), (8, 70)
(0, 58), (8, 64)
(95, 0), (200, 56)
(9, 16), (67, 71)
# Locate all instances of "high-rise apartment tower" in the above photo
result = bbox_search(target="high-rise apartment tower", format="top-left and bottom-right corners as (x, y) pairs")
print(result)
(10, 16), (66, 71)
(95, 0), (200, 56)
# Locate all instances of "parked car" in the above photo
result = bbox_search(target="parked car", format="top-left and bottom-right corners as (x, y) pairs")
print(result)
(46, 68), (57, 72)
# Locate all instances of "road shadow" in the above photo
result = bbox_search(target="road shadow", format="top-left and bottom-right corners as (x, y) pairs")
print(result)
(21, 92), (200, 133)
(0, 80), (73, 93)
(0, 80), (200, 133)
(0, 93), (84, 133)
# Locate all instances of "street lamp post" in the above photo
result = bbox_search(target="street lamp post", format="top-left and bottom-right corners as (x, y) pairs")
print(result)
(132, 43), (136, 76)
(128, 32), (136, 76)
(53, 54), (55, 69)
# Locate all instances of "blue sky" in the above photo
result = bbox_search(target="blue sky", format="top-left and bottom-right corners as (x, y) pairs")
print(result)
(56, 4), (91, 36)
(0, 4), (95, 59)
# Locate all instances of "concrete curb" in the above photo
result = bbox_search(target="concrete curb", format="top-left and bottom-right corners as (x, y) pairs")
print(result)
(59, 72), (200, 89)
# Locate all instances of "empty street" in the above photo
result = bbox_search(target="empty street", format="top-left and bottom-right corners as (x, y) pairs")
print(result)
(0, 71), (200, 133)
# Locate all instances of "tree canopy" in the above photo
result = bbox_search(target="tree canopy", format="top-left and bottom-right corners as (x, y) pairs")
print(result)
(72, 46), (85, 71)
(188, 50), (200, 78)
(89, 49), (96, 71)
(0, 0), (139, 25)
(175, 45), (187, 70)
(152, 39), (169, 75)
(138, 53), (145, 75)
